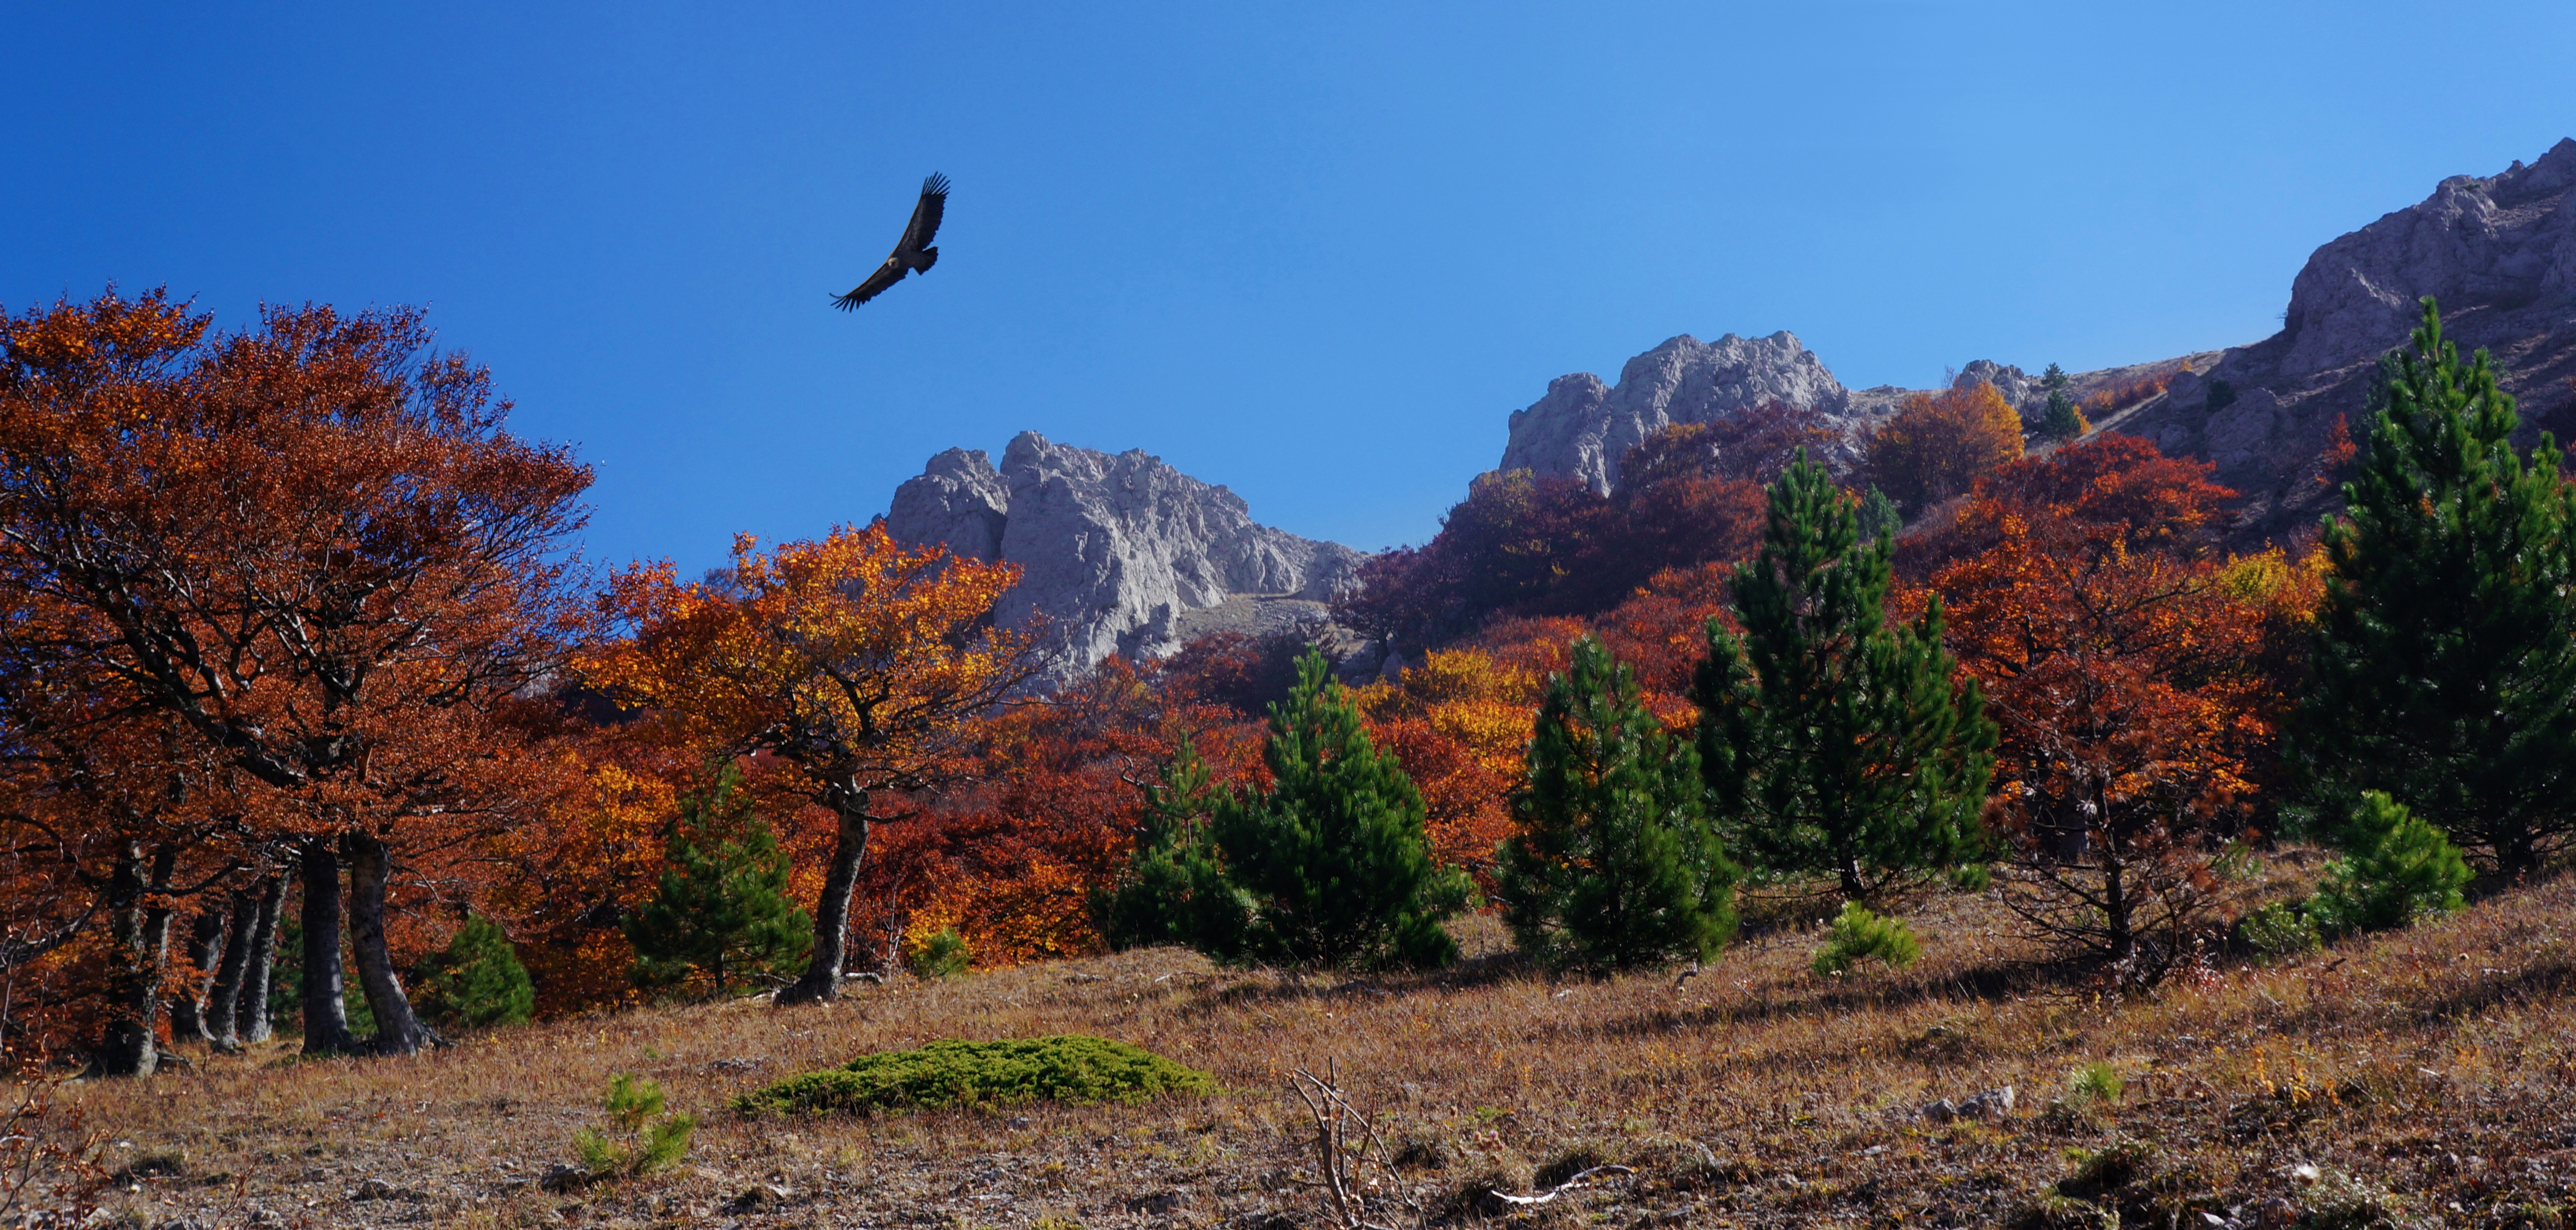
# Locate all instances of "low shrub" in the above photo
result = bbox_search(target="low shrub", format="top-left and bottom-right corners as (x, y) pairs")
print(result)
(1810, 901), (1922, 975)
(572, 1074), (694, 1179)
(415, 914), (535, 1030)
(2237, 899), (2323, 961)
(2311, 792), (2471, 936)
(2067, 1061), (2124, 1106)
(733, 1035), (1216, 1116)
(909, 928), (973, 979)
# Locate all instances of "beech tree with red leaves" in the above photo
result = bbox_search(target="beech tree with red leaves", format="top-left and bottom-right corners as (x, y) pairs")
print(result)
(0, 289), (593, 1061)
(1934, 438), (2272, 986)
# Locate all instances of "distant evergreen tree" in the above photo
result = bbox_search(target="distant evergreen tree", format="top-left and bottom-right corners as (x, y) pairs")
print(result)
(1855, 485), (1903, 545)
(2309, 791), (2471, 935)
(1500, 637), (1736, 970)
(1206, 650), (1473, 969)
(1697, 453), (1997, 898)
(2297, 298), (2576, 876)
(2033, 363), (2088, 442)
(626, 765), (813, 996)
(1094, 735), (1249, 953)
(414, 914), (535, 1030)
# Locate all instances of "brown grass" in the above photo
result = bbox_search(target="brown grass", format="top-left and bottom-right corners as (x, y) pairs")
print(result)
(20, 862), (2576, 1229)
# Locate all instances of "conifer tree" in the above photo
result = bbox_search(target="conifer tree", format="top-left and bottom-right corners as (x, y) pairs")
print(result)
(2033, 363), (2088, 443)
(1207, 650), (1473, 969)
(2299, 298), (2576, 876)
(2309, 791), (2471, 935)
(626, 766), (813, 996)
(1697, 453), (1995, 898)
(1094, 735), (1249, 953)
(414, 914), (535, 1030)
(1856, 485), (1903, 544)
(1500, 637), (1736, 970)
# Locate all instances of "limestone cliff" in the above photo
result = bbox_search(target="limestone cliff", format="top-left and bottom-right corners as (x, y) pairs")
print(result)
(885, 432), (1361, 676)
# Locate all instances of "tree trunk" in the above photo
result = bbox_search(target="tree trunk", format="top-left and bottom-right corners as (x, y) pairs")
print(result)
(203, 884), (260, 1051)
(298, 842), (357, 1055)
(345, 832), (436, 1054)
(236, 873), (285, 1045)
(98, 844), (177, 1077)
(170, 900), (230, 1044)
(2101, 845), (2133, 968)
(776, 800), (870, 1005)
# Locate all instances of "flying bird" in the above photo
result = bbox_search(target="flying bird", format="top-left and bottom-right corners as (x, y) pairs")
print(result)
(832, 173), (949, 310)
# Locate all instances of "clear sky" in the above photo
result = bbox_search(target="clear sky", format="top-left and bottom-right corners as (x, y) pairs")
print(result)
(7, 3), (2573, 573)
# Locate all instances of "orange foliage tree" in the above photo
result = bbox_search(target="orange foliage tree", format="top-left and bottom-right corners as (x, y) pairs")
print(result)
(1353, 648), (1544, 887)
(1932, 438), (2273, 985)
(1865, 380), (2024, 514)
(591, 523), (1041, 1003)
(857, 656), (1262, 970)
(0, 288), (593, 1060)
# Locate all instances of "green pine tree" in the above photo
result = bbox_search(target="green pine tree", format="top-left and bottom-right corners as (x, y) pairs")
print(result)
(2033, 364), (2087, 443)
(414, 913), (535, 1030)
(1207, 650), (1474, 969)
(626, 765), (813, 997)
(1500, 636), (1737, 970)
(2310, 791), (2472, 935)
(1855, 485), (1903, 545)
(1696, 452), (1997, 898)
(2297, 298), (2576, 877)
(1094, 734), (1249, 954)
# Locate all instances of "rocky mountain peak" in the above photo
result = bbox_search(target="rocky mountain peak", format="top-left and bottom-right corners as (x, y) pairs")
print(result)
(885, 432), (1361, 678)
(2099, 138), (2576, 544)
(1499, 330), (1856, 492)
(2278, 137), (2576, 378)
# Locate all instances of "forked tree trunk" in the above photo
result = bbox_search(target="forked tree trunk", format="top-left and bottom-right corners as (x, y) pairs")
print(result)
(776, 800), (871, 1006)
(298, 842), (357, 1055)
(345, 832), (436, 1053)
(98, 844), (178, 1077)
(170, 900), (230, 1044)
(203, 884), (261, 1051)
(236, 873), (285, 1045)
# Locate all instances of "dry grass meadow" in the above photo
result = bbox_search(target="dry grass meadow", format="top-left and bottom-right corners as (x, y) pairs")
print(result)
(15, 857), (2576, 1229)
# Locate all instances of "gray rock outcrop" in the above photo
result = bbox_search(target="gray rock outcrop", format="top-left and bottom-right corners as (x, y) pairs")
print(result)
(1499, 331), (1858, 492)
(2101, 138), (2576, 543)
(885, 432), (1363, 676)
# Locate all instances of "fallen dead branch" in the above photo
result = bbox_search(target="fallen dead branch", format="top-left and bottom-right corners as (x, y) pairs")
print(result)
(1490, 1164), (1636, 1206)
(1286, 1060), (1409, 1230)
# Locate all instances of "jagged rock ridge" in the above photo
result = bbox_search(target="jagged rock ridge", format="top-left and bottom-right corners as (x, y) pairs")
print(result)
(885, 431), (1362, 676)
(1499, 331), (1859, 492)
(2103, 138), (2576, 542)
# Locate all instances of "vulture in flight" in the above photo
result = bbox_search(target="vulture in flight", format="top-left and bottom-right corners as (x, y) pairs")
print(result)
(832, 173), (949, 310)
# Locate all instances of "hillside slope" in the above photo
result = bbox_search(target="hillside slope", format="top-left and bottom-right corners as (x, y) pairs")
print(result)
(25, 868), (2576, 1228)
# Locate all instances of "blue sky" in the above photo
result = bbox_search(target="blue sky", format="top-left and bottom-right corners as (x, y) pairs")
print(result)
(6, 3), (2573, 572)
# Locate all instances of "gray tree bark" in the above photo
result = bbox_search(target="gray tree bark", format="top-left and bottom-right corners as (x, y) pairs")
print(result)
(169, 900), (230, 1044)
(345, 832), (436, 1053)
(203, 882), (262, 1051)
(775, 799), (870, 1006)
(297, 842), (357, 1055)
(235, 873), (285, 1045)
(96, 844), (177, 1077)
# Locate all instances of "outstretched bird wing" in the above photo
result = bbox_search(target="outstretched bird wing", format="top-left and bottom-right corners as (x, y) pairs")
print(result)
(900, 172), (949, 252)
(831, 173), (951, 311)
(833, 257), (907, 310)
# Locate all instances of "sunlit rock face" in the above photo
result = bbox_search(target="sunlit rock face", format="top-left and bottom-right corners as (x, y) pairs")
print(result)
(1498, 330), (1859, 493)
(886, 431), (1360, 677)
(2108, 138), (2576, 544)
